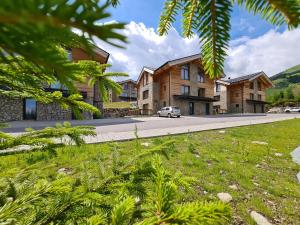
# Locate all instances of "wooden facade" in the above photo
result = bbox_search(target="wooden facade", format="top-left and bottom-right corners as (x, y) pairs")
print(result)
(214, 72), (273, 113)
(137, 55), (217, 116)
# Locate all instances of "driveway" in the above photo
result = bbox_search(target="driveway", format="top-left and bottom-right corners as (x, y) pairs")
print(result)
(3, 114), (300, 143)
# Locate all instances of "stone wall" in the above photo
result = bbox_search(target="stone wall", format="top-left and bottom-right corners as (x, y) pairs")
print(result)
(37, 102), (72, 121)
(0, 96), (23, 122)
(103, 108), (140, 118)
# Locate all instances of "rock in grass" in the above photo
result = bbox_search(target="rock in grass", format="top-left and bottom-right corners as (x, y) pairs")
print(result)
(217, 193), (232, 203)
(219, 130), (226, 134)
(274, 153), (283, 157)
(141, 142), (150, 147)
(250, 211), (272, 225)
(229, 184), (238, 190)
(252, 141), (268, 145)
(57, 167), (73, 175)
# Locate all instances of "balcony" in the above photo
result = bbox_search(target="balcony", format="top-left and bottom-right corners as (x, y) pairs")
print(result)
(173, 95), (217, 102)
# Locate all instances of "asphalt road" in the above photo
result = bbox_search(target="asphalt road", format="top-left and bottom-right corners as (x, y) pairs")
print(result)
(4, 113), (300, 135)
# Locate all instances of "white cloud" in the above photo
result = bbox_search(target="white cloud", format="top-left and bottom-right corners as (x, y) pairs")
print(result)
(95, 21), (300, 80)
(225, 28), (300, 77)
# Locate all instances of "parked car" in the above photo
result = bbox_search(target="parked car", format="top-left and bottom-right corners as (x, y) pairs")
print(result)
(284, 107), (300, 113)
(157, 106), (181, 118)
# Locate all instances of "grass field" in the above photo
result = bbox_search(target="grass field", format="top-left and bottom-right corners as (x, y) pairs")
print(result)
(1, 119), (300, 224)
(103, 101), (131, 109)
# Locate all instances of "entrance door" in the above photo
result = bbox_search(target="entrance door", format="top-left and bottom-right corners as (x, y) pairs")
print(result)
(254, 104), (257, 113)
(24, 99), (37, 120)
(189, 102), (194, 115)
(205, 103), (210, 115)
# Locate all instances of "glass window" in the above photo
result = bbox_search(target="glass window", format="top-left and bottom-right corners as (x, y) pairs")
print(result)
(216, 82), (221, 92)
(250, 93), (254, 100)
(67, 48), (72, 61)
(197, 69), (205, 83)
(24, 99), (37, 120)
(143, 90), (149, 99)
(250, 82), (254, 89)
(198, 88), (205, 97)
(258, 94), (262, 100)
(181, 85), (190, 95)
(257, 81), (262, 91)
(181, 64), (190, 80)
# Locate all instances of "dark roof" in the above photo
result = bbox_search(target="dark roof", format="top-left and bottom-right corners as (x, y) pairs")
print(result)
(222, 72), (263, 84)
(117, 79), (137, 84)
(155, 54), (201, 72)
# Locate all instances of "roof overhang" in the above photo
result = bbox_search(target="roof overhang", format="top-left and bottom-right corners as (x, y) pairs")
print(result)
(216, 80), (230, 86)
(155, 54), (201, 74)
(93, 45), (110, 63)
(249, 71), (274, 88)
(137, 67), (155, 84)
(246, 99), (269, 104)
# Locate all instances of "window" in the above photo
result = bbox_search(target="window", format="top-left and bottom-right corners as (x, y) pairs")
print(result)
(181, 64), (190, 80)
(50, 81), (68, 90)
(143, 74), (149, 86)
(258, 94), (262, 101)
(250, 82), (254, 89)
(236, 104), (239, 108)
(143, 90), (149, 99)
(250, 93), (254, 100)
(198, 88), (205, 97)
(145, 73), (149, 84)
(216, 82), (221, 92)
(163, 101), (167, 107)
(197, 69), (205, 83)
(181, 85), (190, 96)
(257, 81), (262, 91)
(123, 83), (128, 90)
(67, 48), (72, 61)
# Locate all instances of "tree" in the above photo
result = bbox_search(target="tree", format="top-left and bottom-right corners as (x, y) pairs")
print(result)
(156, 0), (299, 78)
(0, 0), (127, 114)
(78, 61), (128, 117)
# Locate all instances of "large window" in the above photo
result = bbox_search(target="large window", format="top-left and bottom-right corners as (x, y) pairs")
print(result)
(198, 88), (205, 97)
(24, 99), (37, 120)
(181, 85), (190, 96)
(250, 82), (254, 89)
(67, 48), (72, 61)
(258, 94), (262, 101)
(197, 69), (205, 83)
(50, 81), (68, 90)
(143, 90), (149, 99)
(181, 64), (190, 80)
(215, 82), (221, 92)
(257, 81), (262, 91)
(250, 93), (254, 100)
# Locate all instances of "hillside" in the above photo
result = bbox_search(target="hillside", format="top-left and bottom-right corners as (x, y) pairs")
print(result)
(270, 64), (300, 89)
(267, 64), (300, 105)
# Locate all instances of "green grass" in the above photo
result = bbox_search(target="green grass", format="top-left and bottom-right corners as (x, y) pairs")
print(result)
(1, 119), (300, 224)
(103, 101), (131, 109)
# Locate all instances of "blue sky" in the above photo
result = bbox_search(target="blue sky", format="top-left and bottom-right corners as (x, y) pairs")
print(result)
(108, 1), (284, 40)
(97, 1), (299, 79)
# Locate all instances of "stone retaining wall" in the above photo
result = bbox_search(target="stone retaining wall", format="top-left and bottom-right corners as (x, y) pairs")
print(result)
(103, 108), (140, 118)
(0, 96), (23, 122)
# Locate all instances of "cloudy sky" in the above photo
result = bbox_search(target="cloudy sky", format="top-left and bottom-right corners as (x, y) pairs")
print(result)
(96, 0), (300, 80)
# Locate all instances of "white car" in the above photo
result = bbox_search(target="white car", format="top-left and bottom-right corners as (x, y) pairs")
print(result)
(157, 106), (181, 118)
(284, 107), (300, 113)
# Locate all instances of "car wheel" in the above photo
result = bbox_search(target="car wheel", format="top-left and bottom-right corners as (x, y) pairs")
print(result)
(158, 113), (161, 117)
(286, 111), (290, 113)
(177, 115), (180, 118)
(168, 113), (172, 118)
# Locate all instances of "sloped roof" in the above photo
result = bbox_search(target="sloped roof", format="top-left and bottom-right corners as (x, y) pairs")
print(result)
(117, 79), (137, 84)
(217, 71), (273, 87)
(136, 66), (156, 84)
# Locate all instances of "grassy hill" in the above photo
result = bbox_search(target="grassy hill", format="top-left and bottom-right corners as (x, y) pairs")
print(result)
(267, 64), (300, 106)
(270, 64), (300, 89)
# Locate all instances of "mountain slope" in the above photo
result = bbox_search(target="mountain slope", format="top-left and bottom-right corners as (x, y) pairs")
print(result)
(270, 64), (300, 89)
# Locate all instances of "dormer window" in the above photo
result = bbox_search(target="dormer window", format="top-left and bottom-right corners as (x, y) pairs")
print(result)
(257, 81), (262, 91)
(250, 82), (254, 89)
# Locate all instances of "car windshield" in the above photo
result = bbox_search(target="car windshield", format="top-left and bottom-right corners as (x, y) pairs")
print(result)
(173, 107), (179, 110)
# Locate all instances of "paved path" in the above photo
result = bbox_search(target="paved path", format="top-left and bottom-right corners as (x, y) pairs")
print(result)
(4, 114), (300, 143)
